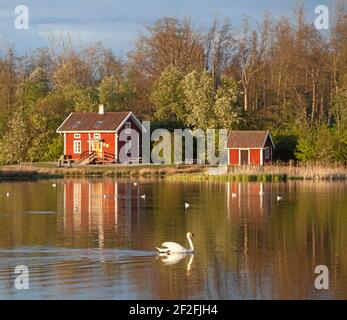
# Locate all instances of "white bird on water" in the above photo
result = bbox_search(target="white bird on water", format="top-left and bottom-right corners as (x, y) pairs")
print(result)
(184, 202), (190, 210)
(141, 194), (146, 200)
(103, 194), (107, 199)
(156, 232), (195, 254)
(6, 192), (10, 197)
(231, 193), (237, 198)
(52, 184), (57, 187)
(277, 195), (283, 202)
(134, 182), (138, 186)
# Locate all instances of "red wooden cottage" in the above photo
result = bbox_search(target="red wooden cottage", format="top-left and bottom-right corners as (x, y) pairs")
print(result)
(227, 130), (275, 165)
(57, 105), (142, 164)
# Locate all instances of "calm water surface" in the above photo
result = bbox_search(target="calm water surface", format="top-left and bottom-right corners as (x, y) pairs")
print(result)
(0, 178), (346, 299)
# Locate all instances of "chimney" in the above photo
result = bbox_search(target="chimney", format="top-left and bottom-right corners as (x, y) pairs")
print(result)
(98, 104), (105, 115)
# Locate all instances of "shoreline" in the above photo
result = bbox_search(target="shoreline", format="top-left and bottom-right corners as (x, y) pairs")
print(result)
(1, 162), (347, 182)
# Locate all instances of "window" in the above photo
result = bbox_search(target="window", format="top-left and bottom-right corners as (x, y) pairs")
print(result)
(125, 122), (131, 134)
(72, 121), (81, 129)
(74, 140), (81, 154)
(94, 120), (103, 128)
(264, 147), (269, 159)
(94, 133), (101, 139)
(74, 133), (80, 139)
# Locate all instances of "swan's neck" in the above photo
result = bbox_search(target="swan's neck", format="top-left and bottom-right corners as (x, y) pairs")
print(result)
(187, 235), (194, 252)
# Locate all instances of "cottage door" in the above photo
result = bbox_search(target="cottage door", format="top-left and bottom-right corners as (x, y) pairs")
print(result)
(240, 150), (249, 165)
(92, 140), (103, 158)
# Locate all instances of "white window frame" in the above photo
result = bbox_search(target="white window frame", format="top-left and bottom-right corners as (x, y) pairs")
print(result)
(264, 147), (269, 160)
(74, 133), (81, 139)
(125, 122), (131, 134)
(94, 133), (101, 139)
(73, 140), (82, 154)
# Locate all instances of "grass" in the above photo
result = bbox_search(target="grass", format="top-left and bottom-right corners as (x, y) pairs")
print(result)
(1, 162), (346, 181)
(226, 163), (347, 180)
(167, 173), (287, 182)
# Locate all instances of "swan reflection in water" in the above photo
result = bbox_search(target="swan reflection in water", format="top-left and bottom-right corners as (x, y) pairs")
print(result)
(159, 253), (195, 273)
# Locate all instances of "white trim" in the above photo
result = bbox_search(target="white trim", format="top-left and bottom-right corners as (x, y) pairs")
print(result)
(115, 133), (118, 161)
(57, 113), (73, 132)
(260, 148), (263, 165)
(228, 147), (264, 150)
(58, 130), (118, 133)
(238, 148), (250, 165)
(261, 130), (275, 149)
(63, 133), (66, 154)
(115, 112), (146, 133)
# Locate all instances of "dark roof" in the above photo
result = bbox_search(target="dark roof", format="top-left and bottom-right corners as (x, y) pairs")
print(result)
(57, 112), (131, 132)
(227, 130), (272, 148)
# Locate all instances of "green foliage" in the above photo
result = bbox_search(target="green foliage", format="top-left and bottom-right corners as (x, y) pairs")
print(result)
(214, 76), (240, 128)
(150, 66), (185, 121)
(62, 84), (98, 112)
(295, 126), (347, 163)
(44, 136), (64, 161)
(98, 76), (136, 111)
(183, 70), (215, 129)
(0, 108), (30, 164)
(182, 71), (240, 130)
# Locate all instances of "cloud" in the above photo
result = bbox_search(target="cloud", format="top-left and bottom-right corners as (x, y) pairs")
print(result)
(0, 0), (324, 55)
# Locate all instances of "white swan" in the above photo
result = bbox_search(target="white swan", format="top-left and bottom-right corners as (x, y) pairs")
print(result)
(277, 195), (283, 201)
(156, 232), (195, 254)
(184, 202), (190, 209)
(231, 193), (237, 198)
(141, 194), (146, 199)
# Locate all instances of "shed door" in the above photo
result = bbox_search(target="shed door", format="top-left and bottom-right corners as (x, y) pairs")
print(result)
(240, 150), (249, 165)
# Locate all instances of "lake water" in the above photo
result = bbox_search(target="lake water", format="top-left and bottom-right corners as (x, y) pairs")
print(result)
(0, 178), (346, 300)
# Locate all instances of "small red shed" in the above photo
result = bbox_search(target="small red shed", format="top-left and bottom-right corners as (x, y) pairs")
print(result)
(57, 105), (142, 164)
(227, 130), (275, 165)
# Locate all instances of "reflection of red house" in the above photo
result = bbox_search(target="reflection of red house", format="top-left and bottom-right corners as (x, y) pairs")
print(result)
(63, 180), (140, 245)
(57, 105), (142, 164)
(227, 131), (275, 166)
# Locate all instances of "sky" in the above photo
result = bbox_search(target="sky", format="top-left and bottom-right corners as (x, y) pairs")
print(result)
(0, 0), (333, 56)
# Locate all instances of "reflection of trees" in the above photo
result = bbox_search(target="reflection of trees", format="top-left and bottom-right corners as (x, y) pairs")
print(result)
(1, 179), (347, 299)
(137, 180), (347, 299)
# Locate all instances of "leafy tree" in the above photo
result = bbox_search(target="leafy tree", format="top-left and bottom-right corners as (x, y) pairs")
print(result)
(150, 65), (185, 121)
(183, 70), (240, 129)
(44, 136), (64, 161)
(182, 70), (215, 129)
(98, 76), (136, 111)
(214, 76), (240, 128)
(0, 108), (30, 164)
(28, 93), (68, 161)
